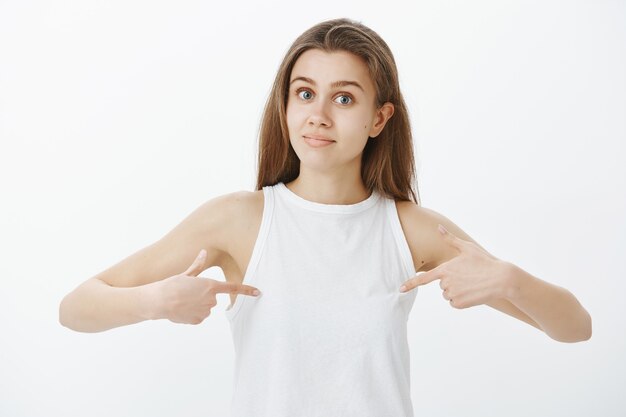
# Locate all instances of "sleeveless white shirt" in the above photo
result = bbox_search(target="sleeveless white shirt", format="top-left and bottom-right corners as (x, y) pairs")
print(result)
(224, 182), (418, 416)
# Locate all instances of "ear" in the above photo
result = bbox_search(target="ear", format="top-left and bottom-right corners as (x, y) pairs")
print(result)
(368, 102), (395, 138)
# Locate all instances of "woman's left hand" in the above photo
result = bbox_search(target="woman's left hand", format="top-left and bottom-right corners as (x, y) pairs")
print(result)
(399, 224), (513, 309)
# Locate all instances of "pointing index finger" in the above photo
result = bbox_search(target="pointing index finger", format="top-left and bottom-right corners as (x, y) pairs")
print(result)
(213, 281), (261, 296)
(414, 269), (439, 287)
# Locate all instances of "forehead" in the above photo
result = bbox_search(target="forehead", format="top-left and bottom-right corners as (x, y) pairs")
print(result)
(290, 49), (373, 91)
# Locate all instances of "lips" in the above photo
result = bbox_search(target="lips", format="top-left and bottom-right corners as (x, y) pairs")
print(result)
(303, 135), (335, 142)
(303, 135), (336, 148)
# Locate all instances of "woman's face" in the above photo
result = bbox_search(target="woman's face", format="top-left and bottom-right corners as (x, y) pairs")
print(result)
(286, 49), (389, 173)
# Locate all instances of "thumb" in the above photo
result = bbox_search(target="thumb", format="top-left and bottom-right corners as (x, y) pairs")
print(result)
(183, 249), (207, 277)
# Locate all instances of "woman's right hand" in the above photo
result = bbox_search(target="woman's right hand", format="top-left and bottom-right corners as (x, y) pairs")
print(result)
(148, 249), (261, 325)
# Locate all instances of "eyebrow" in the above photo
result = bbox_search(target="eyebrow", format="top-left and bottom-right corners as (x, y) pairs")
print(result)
(289, 76), (365, 93)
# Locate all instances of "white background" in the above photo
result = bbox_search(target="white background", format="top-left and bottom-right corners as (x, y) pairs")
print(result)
(1, 0), (624, 416)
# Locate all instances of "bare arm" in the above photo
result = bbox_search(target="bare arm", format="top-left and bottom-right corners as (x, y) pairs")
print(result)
(399, 205), (591, 342)
(502, 263), (592, 342)
(59, 192), (259, 333)
(59, 276), (157, 333)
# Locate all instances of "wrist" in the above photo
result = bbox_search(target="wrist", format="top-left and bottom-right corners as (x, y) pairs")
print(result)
(501, 261), (524, 301)
(138, 283), (162, 321)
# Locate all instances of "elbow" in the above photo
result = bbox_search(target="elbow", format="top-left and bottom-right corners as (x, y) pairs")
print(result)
(58, 294), (84, 332)
(577, 309), (593, 342)
(58, 295), (72, 329)
(550, 310), (592, 343)
(58, 292), (108, 334)
(581, 311), (593, 341)
(558, 331), (591, 344)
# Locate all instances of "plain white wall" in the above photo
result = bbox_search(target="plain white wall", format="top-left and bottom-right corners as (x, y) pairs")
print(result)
(1, 0), (624, 416)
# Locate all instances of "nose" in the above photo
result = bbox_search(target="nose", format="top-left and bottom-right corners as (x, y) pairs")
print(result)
(307, 99), (332, 128)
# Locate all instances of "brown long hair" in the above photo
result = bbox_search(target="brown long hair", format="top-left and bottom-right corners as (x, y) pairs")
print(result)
(255, 18), (420, 204)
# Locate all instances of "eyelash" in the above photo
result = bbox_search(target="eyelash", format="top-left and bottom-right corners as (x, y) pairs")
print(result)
(294, 87), (354, 105)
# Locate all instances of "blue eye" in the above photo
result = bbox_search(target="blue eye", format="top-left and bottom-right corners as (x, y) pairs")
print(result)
(297, 89), (313, 100)
(295, 88), (354, 105)
(335, 95), (352, 105)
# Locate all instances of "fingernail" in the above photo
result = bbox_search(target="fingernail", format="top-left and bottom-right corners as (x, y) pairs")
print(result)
(253, 289), (260, 296)
(399, 285), (407, 292)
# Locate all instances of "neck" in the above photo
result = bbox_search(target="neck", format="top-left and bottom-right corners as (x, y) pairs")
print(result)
(285, 169), (370, 205)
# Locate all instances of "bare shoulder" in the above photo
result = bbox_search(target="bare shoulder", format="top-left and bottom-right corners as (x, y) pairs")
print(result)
(156, 188), (264, 274)
(220, 189), (264, 230)
(229, 189), (264, 219)
(90, 189), (260, 289)
(209, 186), (263, 232)
(214, 188), (264, 264)
(395, 201), (481, 272)
(395, 200), (439, 272)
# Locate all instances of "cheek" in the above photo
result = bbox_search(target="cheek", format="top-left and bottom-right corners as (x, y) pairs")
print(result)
(286, 106), (304, 129)
(286, 109), (303, 145)
(346, 113), (374, 136)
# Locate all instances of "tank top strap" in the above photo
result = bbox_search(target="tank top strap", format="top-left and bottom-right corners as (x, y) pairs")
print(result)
(383, 197), (419, 280)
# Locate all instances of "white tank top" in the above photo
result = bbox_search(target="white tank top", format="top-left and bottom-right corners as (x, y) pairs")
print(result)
(224, 182), (418, 416)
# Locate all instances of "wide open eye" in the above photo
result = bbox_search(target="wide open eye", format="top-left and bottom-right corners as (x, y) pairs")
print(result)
(296, 88), (313, 100)
(334, 95), (353, 105)
(295, 88), (354, 105)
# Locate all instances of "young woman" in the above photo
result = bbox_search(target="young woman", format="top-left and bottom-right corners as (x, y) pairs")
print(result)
(60, 18), (592, 416)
